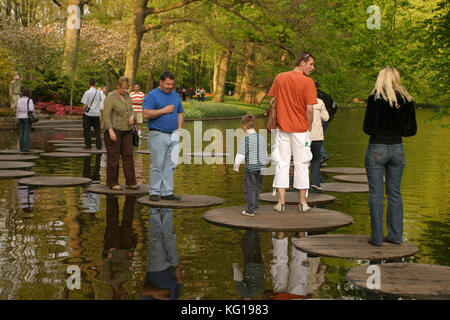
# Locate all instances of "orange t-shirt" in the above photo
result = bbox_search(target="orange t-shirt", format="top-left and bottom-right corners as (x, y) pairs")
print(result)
(268, 71), (317, 132)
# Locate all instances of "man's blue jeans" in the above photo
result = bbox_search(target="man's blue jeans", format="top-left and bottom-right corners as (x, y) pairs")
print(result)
(19, 119), (31, 152)
(320, 120), (329, 160)
(364, 143), (406, 245)
(148, 131), (180, 196)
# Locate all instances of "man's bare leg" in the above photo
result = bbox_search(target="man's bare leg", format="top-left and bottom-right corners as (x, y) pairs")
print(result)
(299, 189), (307, 204)
(278, 188), (286, 204)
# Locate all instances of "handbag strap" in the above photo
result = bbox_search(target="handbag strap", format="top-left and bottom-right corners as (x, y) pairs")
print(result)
(27, 98), (30, 112)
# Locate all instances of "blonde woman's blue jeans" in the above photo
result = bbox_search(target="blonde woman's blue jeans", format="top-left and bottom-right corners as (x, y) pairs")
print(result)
(365, 143), (406, 245)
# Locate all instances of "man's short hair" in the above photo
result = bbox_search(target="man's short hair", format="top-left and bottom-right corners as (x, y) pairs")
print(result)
(160, 71), (175, 81)
(295, 52), (315, 66)
(241, 114), (256, 129)
(89, 78), (96, 86)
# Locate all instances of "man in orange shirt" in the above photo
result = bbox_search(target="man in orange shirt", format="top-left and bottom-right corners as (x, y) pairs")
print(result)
(268, 52), (317, 213)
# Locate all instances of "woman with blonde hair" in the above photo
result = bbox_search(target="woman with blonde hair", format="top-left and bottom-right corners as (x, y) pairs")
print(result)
(363, 66), (417, 246)
(103, 76), (137, 190)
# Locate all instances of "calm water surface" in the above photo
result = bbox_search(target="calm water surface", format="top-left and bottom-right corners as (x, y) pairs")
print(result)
(0, 108), (448, 300)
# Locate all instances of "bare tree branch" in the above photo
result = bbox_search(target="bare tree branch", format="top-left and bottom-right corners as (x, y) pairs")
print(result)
(145, 0), (199, 15)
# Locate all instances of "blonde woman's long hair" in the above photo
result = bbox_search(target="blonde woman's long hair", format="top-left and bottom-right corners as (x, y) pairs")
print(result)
(371, 66), (413, 108)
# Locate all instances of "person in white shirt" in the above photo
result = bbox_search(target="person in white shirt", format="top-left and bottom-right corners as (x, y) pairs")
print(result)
(81, 78), (102, 149)
(99, 86), (107, 129)
(16, 88), (34, 153)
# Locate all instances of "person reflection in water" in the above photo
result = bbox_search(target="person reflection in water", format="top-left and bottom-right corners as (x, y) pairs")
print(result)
(102, 196), (136, 300)
(16, 185), (35, 211)
(232, 230), (265, 299)
(141, 207), (183, 300)
(263, 232), (326, 300)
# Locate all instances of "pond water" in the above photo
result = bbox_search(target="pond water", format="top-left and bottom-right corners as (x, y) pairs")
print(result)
(0, 108), (448, 300)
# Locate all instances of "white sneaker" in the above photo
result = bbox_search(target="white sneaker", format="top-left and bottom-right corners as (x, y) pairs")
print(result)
(241, 210), (255, 217)
(298, 203), (311, 213)
(273, 203), (285, 213)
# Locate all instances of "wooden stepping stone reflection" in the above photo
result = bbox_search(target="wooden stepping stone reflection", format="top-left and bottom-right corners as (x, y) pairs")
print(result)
(347, 263), (450, 300)
(88, 184), (150, 196)
(321, 167), (366, 175)
(294, 234), (418, 260)
(333, 175), (369, 184)
(18, 176), (92, 188)
(259, 192), (335, 205)
(0, 155), (39, 161)
(56, 147), (107, 154)
(321, 182), (369, 193)
(138, 194), (224, 209)
(0, 170), (36, 180)
(41, 152), (91, 158)
(136, 150), (150, 155)
(0, 149), (44, 154)
(184, 152), (231, 157)
(203, 205), (353, 232)
(0, 161), (35, 170)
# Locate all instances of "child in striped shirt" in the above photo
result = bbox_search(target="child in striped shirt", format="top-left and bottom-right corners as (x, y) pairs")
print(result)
(234, 115), (268, 217)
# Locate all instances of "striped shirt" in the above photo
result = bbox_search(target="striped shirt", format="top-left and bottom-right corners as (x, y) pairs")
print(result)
(237, 131), (267, 172)
(129, 91), (145, 112)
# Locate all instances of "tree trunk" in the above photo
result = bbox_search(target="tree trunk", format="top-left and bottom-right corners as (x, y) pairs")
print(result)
(62, 0), (82, 77)
(235, 63), (243, 98)
(212, 48), (231, 103)
(146, 71), (154, 92)
(125, 1), (146, 87)
(255, 87), (268, 105)
(240, 42), (256, 104)
(212, 51), (220, 95)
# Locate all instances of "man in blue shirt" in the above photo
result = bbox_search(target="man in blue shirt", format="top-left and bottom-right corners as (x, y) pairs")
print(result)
(143, 71), (184, 201)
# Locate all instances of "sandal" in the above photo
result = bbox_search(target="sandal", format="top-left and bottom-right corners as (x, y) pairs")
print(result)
(126, 184), (139, 190)
(111, 185), (122, 190)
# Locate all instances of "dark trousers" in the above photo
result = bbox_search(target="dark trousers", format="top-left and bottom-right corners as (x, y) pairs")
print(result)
(104, 129), (137, 187)
(83, 114), (102, 149)
(18, 118), (31, 152)
(310, 140), (323, 187)
(244, 170), (263, 214)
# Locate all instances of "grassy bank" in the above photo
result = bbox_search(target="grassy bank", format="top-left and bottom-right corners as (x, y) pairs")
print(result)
(183, 97), (268, 119)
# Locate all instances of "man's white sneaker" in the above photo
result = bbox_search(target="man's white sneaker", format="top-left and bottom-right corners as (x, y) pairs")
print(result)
(273, 203), (285, 213)
(241, 211), (255, 217)
(298, 203), (311, 213)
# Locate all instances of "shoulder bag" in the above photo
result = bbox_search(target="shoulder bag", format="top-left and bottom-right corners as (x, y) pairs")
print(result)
(27, 98), (39, 123)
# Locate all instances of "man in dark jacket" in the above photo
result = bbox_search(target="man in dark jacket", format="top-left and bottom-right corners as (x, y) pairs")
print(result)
(315, 82), (338, 163)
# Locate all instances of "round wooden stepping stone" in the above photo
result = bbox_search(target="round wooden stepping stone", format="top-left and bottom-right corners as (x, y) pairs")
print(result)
(53, 143), (86, 147)
(294, 235), (418, 260)
(259, 192), (336, 205)
(0, 149), (44, 154)
(138, 194), (224, 209)
(18, 176), (92, 188)
(56, 147), (107, 154)
(34, 125), (81, 130)
(34, 120), (81, 126)
(0, 170), (36, 180)
(346, 263), (450, 300)
(321, 182), (369, 193)
(64, 138), (94, 141)
(0, 161), (35, 170)
(203, 205), (353, 232)
(0, 155), (39, 161)
(88, 184), (150, 196)
(136, 150), (150, 154)
(55, 128), (83, 131)
(320, 167), (366, 175)
(184, 152), (231, 157)
(41, 152), (91, 158)
(333, 175), (368, 184)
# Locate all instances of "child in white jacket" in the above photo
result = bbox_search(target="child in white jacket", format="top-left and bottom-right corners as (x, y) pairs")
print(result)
(310, 99), (329, 191)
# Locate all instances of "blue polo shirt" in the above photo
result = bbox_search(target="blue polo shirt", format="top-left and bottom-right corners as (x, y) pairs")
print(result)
(143, 88), (184, 133)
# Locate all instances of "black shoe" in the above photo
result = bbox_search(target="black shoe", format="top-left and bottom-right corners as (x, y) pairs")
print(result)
(149, 195), (160, 202)
(161, 194), (181, 201)
(320, 155), (330, 163)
